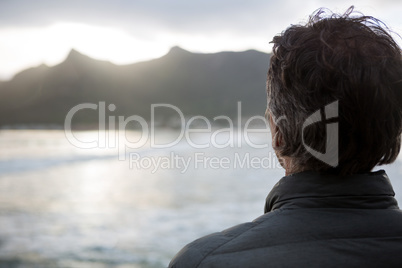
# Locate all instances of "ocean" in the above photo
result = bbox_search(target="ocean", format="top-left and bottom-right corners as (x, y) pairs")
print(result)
(0, 129), (401, 267)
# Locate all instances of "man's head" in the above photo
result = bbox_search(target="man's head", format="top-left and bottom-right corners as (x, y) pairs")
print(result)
(267, 7), (402, 175)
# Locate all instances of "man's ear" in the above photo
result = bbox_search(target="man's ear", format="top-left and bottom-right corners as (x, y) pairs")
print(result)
(268, 112), (284, 148)
(272, 127), (284, 148)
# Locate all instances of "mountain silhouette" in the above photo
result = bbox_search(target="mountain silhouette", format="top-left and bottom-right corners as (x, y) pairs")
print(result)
(0, 47), (270, 127)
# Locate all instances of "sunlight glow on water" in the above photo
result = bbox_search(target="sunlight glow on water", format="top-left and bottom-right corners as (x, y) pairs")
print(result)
(0, 129), (401, 267)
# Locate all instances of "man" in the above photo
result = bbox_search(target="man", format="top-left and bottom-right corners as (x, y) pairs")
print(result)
(169, 7), (402, 267)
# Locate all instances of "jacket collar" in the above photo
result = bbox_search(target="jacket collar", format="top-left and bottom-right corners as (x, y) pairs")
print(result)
(264, 170), (398, 213)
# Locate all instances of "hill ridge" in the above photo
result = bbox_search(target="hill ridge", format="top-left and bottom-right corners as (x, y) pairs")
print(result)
(0, 47), (270, 127)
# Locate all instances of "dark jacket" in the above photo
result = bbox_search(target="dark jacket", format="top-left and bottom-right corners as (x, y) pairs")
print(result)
(169, 170), (402, 267)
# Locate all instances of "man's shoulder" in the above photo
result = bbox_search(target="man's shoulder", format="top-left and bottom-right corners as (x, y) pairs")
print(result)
(168, 212), (277, 268)
(169, 207), (402, 267)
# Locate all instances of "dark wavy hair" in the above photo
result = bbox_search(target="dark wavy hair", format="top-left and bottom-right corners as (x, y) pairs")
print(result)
(267, 6), (402, 175)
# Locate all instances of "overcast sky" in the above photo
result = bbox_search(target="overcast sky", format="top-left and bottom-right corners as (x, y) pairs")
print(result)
(0, 0), (401, 80)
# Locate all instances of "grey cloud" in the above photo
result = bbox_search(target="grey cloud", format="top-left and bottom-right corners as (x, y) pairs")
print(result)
(0, 0), (285, 38)
(1, 0), (401, 47)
